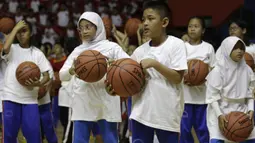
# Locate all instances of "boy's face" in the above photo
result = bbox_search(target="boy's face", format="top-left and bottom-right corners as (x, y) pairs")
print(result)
(230, 41), (245, 62)
(229, 23), (246, 39)
(142, 8), (166, 39)
(16, 25), (31, 45)
(78, 19), (97, 42)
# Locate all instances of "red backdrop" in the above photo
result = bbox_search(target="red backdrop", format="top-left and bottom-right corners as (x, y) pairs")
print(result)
(168, 0), (244, 27)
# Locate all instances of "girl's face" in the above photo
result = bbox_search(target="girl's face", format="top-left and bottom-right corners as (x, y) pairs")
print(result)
(230, 41), (245, 62)
(78, 19), (97, 42)
(229, 22), (246, 39)
(16, 25), (31, 46)
(187, 18), (204, 40)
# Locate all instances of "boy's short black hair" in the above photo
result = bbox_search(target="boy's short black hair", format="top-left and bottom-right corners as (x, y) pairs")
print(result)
(143, 0), (171, 19)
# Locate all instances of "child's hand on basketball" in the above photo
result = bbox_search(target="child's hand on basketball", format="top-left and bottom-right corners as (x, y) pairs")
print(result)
(218, 114), (228, 132)
(25, 77), (41, 87)
(104, 80), (116, 96)
(107, 58), (115, 66)
(140, 58), (158, 69)
(69, 59), (79, 77)
(14, 20), (27, 32)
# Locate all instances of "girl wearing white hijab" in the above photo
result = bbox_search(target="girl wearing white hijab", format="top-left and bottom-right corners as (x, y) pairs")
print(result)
(59, 12), (130, 143)
(206, 36), (255, 143)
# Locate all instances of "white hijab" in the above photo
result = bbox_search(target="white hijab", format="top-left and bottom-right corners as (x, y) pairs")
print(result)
(77, 11), (107, 44)
(206, 36), (254, 99)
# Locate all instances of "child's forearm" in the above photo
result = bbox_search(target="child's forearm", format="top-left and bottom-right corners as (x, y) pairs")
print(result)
(3, 28), (18, 54)
(40, 71), (50, 86)
(247, 98), (254, 111)
(211, 101), (223, 117)
(154, 62), (184, 84)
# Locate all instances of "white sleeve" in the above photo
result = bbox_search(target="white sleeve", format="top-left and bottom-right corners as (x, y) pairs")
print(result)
(205, 68), (223, 104)
(211, 101), (223, 117)
(169, 41), (188, 71)
(59, 50), (76, 81)
(36, 51), (51, 73)
(248, 98), (254, 111)
(112, 44), (130, 60)
(247, 70), (255, 98)
(208, 45), (216, 68)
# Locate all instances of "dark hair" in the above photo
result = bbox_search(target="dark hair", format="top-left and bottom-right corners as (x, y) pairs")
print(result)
(188, 16), (206, 29)
(143, 0), (171, 19)
(228, 19), (247, 30)
(228, 19), (250, 46)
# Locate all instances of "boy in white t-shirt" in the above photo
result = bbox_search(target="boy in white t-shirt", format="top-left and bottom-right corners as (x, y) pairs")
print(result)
(125, 1), (187, 142)
(1, 20), (51, 143)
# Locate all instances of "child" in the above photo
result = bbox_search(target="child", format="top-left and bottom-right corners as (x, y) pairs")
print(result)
(38, 68), (58, 143)
(1, 20), (51, 143)
(180, 16), (215, 143)
(206, 36), (255, 143)
(128, 1), (187, 142)
(228, 19), (255, 70)
(59, 12), (129, 143)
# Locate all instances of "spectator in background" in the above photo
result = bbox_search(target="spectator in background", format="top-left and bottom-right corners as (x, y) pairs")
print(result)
(52, 0), (59, 13)
(38, 6), (48, 27)
(72, 7), (81, 25)
(57, 4), (69, 28)
(84, 0), (93, 11)
(111, 7), (123, 27)
(66, 21), (75, 39)
(8, 0), (19, 14)
(30, 0), (40, 13)
(42, 20), (58, 46)
(15, 6), (24, 23)
(26, 8), (37, 34)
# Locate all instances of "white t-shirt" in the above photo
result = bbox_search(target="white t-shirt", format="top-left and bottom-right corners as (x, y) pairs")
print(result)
(1, 44), (51, 104)
(39, 14), (48, 26)
(0, 59), (7, 112)
(57, 11), (69, 27)
(15, 15), (24, 23)
(183, 41), (215, 104)
(130, 36), (188, 132)
(58, 79), (74, 107)
(111, 15), (122, 27)
(67, 29), (75, 38)
(30, 0), (40, 13)
(38, 66), (54, 106)
(8, 1), (18, 13)
(59, 42), (130, 122)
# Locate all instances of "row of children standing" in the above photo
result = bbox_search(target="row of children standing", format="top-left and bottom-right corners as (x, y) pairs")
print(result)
(1, 1), (255, 143)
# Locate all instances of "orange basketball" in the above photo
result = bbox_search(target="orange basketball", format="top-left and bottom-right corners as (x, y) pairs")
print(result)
(102, 17), (112, 38)
(74, 50), (107, 82)
(0, 17), (15, 34)
(184, 59), (209, 86)
(221, 111), (253, 142)
(124, 18), (142, 37)
(16, 61), (41, 86)
(106, 58), (146, 97)
(244, 52), (254, 69)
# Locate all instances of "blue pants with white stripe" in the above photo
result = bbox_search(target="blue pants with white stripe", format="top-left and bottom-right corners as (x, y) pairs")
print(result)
(180, 104), (209, 143)
(2, 101), (41, 143)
